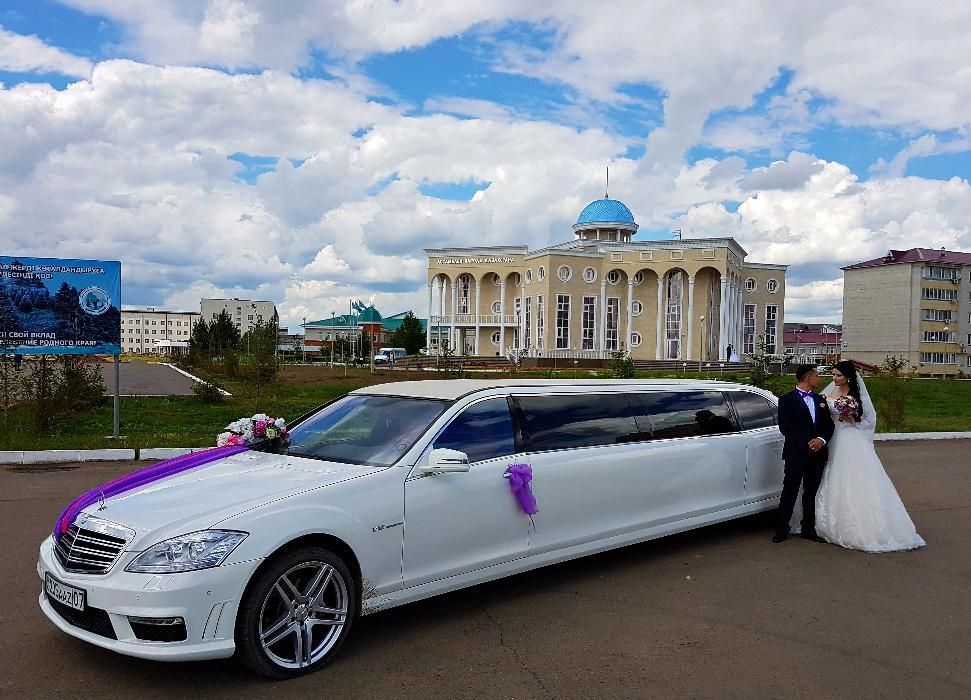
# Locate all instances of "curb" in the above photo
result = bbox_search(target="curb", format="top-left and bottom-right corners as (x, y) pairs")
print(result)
(0, 449), (136, 465)
(873, 432), (971, 441)
(159, 363), (233, 397)
(4, 432), (971, 465)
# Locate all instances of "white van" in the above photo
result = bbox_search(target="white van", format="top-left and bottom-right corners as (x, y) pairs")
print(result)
(373, 347), (407, 365)
(39, 379), (782, 678)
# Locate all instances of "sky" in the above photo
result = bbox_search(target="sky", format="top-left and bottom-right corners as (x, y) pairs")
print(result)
(1, 1), (969, 329)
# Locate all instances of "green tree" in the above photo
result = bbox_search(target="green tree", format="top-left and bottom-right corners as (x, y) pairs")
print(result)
(208, 309), (241, 355)
(388, 312), (425, 355)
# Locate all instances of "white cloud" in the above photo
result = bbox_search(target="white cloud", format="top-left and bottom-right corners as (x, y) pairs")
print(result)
(0, 27), (93, 78)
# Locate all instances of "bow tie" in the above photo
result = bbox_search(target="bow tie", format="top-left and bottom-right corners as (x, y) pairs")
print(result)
(796, 389), (813, 398)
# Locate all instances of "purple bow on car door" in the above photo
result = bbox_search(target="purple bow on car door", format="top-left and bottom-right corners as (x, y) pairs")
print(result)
(505, 463), (538, 521)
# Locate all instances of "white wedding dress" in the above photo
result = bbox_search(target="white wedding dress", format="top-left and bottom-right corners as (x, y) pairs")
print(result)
(795, 381), (925, 553)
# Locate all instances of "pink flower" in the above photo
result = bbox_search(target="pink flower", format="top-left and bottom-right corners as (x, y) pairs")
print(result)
(225, 434), (245, 446)
(253, 420), (267, 437)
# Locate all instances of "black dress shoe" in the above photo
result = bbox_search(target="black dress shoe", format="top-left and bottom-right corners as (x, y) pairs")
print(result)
(772, 531), (788, 543)
(801, 533), (825, 543)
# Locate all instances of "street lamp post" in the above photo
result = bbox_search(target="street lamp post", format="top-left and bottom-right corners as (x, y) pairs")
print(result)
(330, 311), (335, 368)
(302, 316), (306, 364)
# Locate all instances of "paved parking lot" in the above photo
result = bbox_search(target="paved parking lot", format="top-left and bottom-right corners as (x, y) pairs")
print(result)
(96, 360), (198, 396)
(1, 441), (968, 698)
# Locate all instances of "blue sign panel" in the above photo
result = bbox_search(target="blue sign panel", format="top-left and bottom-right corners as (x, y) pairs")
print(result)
(0, 256), (121, 355)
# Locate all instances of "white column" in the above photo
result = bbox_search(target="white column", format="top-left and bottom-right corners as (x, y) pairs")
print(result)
(686, 276), (696, 361)
(473, 279), (481, 355)
(731, 280), (739, 357)
(719, 277), (728, 360)
(498, 279), (506, 354)
(426, 282), (433, 351)
(626, 281), (635, 354)
(735, 283), (743, 356)
(655, 277), (665, 360)
(599, 280), (608, 352)
(450, 280), (457, 353)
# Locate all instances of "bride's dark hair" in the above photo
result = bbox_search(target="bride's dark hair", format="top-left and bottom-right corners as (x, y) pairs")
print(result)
(833, 360), (864, 422)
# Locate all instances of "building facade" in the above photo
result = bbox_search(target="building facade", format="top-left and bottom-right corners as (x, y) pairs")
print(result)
(425, 197), (787, 361)
(783, 323), (842, 366)
(120, 307), (199, 355)
(842, 248), (971, 375)
(201, 298), (278, 335)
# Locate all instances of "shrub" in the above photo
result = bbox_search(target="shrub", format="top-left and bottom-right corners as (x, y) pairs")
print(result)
(875, 354), (908, 430)
(609, 348), (636, 379)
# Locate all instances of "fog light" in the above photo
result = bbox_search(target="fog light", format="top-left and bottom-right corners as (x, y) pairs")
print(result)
(129, 616), (187, 642)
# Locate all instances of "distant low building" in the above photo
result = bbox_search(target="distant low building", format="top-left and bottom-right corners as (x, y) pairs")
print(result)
(782, 323), (842, 366)
(120, 307), (199, 355)
(201, 298), (278, 336)
(842, 247), (971, 375)
(302, 303), (444, 353)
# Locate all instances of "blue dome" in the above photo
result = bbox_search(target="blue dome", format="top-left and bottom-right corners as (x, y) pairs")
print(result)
(576, 197), (636, 225)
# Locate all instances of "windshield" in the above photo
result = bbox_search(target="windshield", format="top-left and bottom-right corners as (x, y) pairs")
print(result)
(286, 395), (448, 466)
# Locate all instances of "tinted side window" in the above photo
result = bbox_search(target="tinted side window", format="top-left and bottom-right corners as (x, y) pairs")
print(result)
(730, 391), (776, 430)
(635, 391), (739, 439)
(517, 394), (640, 451)
(434, 397), (516, 463)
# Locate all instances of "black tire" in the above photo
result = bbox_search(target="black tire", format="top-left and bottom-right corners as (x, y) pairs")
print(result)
(235, 545), (357, 679)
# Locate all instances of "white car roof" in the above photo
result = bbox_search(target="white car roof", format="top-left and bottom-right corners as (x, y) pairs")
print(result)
(350, 378), (768, 401)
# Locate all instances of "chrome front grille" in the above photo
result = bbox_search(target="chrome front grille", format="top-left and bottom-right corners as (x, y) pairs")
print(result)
(54, 517), (133, 574)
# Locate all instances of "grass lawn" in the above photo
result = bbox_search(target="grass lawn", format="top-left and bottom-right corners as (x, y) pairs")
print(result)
(1, 366), (968, 451)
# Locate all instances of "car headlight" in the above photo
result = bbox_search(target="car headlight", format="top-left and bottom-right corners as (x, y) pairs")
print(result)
(126, 530), (248, 574)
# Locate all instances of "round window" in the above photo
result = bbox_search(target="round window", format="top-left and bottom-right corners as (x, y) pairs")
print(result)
(513, 272), (522, 287)
(632, 271), (644, 286)
(492, 273), (502, 287)
(525, 269), (532, 285)
(491, 301), (502, 314)
(538, 266), (546, 282)
(766, 279), (778, 293)
(583, 267), (597, 283)
(491, 331), (501, 346)
(631, 332), (642, 347)
(607, 270), (621, 285)
(557, 265), (573, 282)
(745, 277), (757, 292)
(632, 300), (643, 316)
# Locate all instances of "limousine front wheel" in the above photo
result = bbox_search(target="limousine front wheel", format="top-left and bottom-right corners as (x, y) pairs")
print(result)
(236, 546), (357, 678)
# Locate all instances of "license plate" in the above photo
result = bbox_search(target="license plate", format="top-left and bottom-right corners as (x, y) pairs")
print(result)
(45, 573), (86, 612)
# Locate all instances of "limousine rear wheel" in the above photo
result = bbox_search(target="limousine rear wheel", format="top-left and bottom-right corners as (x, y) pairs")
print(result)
(236, 546), (357, 679)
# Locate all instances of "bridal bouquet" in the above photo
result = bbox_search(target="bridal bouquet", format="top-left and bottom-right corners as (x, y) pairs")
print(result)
(833, 395), (858, 422)
(217, 414), (289, 448)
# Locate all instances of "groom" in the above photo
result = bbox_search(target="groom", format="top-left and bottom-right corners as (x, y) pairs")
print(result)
(773, 364), (836, 543)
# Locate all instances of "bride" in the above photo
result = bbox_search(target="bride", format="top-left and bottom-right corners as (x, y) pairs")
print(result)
(793, 360), (925, 553)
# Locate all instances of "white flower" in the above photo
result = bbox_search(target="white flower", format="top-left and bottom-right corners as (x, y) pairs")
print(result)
(266, 427), (278, 439)
(216, 431), (232, 447)
(274, 418), (285, 429)
(252, 413), (268, 422)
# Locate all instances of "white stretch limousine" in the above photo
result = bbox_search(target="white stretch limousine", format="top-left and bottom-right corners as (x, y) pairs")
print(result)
(38, 379), (783, 678)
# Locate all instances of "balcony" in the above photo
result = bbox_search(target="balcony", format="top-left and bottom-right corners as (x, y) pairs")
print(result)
(431, 314), (519, 326)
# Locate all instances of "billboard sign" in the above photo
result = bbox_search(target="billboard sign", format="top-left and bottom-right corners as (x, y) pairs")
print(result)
(0, 256), (121, 355)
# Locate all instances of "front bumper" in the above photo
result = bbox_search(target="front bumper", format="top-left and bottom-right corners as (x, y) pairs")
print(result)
(37, 536), (262, 662)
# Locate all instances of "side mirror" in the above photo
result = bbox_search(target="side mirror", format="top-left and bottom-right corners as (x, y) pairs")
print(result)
(421, 448), (471, 473)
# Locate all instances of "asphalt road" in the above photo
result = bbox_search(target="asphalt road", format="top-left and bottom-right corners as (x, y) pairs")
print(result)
(96, 360), (198, 396)
(1, 441), (968, 699)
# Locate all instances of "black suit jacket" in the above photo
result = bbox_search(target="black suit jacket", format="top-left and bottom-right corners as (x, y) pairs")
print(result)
(777, 389), (836, 464)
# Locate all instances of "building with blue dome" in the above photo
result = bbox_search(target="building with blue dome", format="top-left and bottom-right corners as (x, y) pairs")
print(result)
(573, 197), (638, 242)
(424, 190), (787, 363)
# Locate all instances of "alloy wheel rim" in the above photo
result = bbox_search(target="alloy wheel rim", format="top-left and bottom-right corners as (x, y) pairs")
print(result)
(258, 561), (349, 669)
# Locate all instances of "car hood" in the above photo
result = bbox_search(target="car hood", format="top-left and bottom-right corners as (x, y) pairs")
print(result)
(75, 450), (384, 549)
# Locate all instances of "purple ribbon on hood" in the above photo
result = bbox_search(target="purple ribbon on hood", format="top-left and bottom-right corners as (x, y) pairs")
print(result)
(505, 463), (538, 516)
(53, 445), (249, 538)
